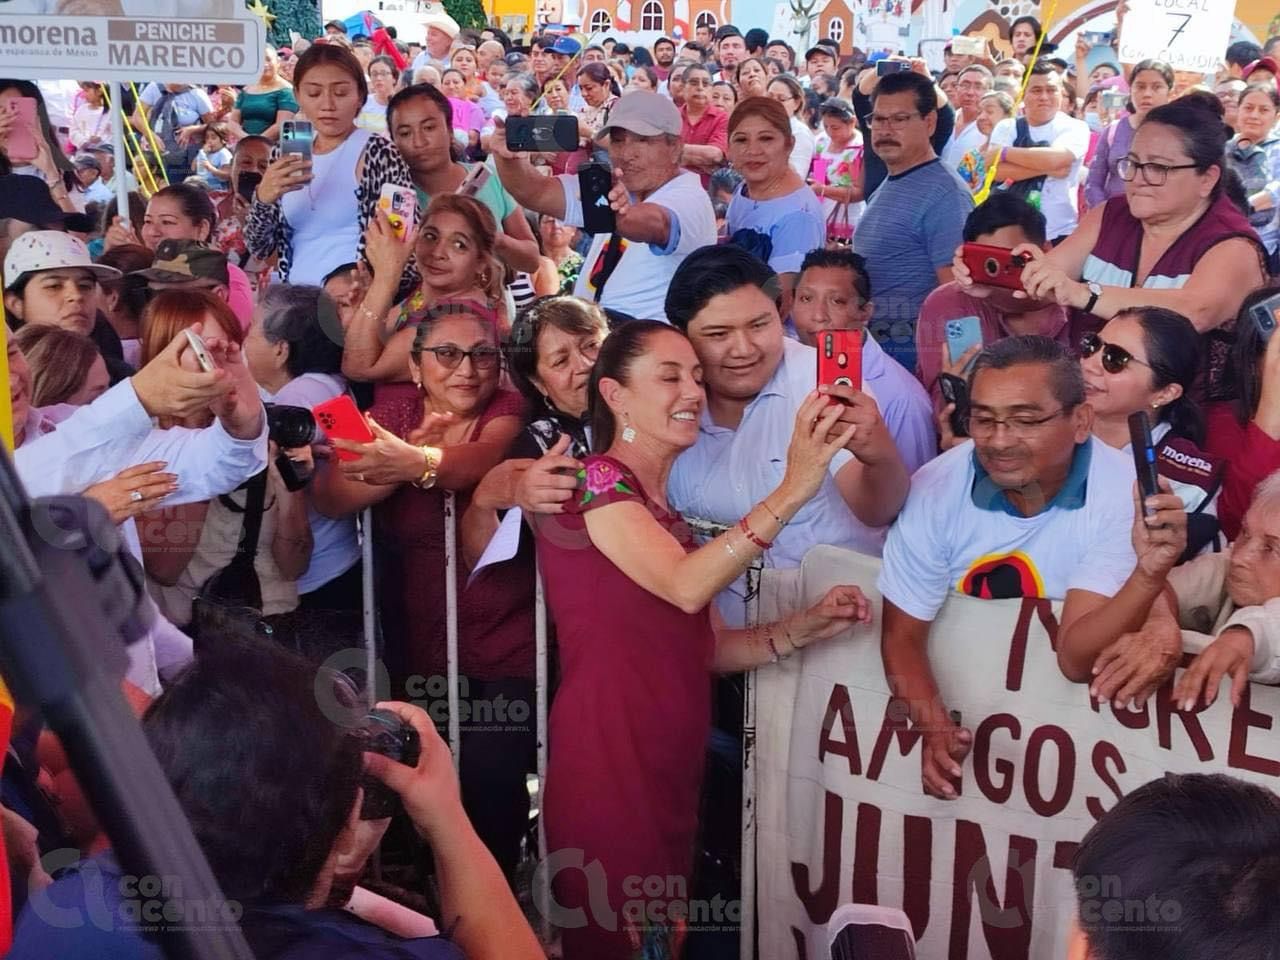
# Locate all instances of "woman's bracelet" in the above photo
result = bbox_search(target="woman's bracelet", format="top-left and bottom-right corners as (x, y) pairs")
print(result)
(739, 516), (772, 550)
(759, 499), (786, 528)
(413, 445), (442, 489)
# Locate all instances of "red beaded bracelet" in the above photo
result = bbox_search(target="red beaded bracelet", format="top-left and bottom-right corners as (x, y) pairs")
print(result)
(739, 516), (773, 550)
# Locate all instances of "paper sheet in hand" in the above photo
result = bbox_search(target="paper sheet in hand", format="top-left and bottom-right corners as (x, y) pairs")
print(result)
(467, 507), (523, 586)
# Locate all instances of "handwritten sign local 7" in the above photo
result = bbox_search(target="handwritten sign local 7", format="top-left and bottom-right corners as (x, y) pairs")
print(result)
(753, 546), (1280, 960)
(0, 3), (264, 84)
(1116, 0), (1236, 74)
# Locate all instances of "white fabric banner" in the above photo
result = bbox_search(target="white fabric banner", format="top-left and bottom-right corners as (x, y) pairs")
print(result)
(754, 546), (1280, 960)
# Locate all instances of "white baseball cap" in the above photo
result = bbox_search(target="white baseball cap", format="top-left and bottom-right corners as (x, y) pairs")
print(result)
(3, 230), (121, 291)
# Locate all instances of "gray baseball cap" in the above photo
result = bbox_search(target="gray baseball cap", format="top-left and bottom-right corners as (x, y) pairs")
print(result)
(596, 91), (682, 140)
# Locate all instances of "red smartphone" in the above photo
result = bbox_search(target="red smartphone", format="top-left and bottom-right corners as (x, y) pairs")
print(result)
(961, 242), (1031, 292)
(817, 329), (862, 395)
(5, 97), (39, 164)
(312, 395), (375, 462)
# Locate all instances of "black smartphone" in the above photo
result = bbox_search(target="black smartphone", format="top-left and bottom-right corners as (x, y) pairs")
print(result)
(505, 115), (579, 152)
(828, 904), (917, 960)
(1249, 291), (1280, 344)
(236, 170), (262, 203)
(938, 373), (969, 438)
(1128, 411), (1160, 517)
(578, 162), (616, 235)
(876, 59), (911, 77)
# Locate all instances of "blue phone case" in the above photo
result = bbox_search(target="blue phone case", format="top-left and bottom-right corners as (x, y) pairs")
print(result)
(944, 316), (983, 368)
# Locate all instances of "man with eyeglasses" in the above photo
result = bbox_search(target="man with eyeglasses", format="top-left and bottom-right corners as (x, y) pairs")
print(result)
(880, 335), (1187, 800)
(983, 61), (1090, 243)
(941, 64), (992, 168)
(854, 70), (973, 374)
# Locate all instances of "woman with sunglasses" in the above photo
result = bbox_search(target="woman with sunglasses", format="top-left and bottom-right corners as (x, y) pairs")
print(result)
(1079, 308), (1222, 553)
(341, 193), (507, 386)
(953, 97), (1267, 400)
(1203, 287), (1280, 542)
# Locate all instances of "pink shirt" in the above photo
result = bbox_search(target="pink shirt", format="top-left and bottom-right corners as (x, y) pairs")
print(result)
(915, 281), (1072, 409)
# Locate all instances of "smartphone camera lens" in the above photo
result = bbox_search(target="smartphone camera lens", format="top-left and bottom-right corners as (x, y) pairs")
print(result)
(983, 257), (999, 277)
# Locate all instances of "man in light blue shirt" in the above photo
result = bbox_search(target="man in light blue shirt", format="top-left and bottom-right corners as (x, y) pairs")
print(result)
(790, 247), (936, 474)
(665, 245), (910, 625)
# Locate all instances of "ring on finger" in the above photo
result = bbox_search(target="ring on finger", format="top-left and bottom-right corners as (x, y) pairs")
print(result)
(130, 489), (144, 503)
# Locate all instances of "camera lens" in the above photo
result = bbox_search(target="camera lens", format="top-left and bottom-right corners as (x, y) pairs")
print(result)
(984, 257), (999, 277)
(266, 404), (317, 449)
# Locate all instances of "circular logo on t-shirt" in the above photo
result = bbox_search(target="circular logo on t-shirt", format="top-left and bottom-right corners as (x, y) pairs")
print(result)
(959, 551), (1045, 600)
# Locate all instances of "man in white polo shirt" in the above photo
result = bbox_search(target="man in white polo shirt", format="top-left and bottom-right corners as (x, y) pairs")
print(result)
(984, 62), (1089, 243)
(942, 64), (993, 169)
(490, 91), (716, 324)
(879, 336), (1187, 799)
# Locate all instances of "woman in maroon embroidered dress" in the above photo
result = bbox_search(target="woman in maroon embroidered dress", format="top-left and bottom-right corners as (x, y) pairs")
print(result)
(532, 320), (873, 959)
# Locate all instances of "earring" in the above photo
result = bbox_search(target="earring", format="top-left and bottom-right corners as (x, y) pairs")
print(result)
(621, 413), (636, 444)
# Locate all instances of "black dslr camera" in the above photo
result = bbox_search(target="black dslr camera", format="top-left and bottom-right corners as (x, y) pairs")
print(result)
(265, 404), (317, 491)
(351, 708), (421, 820)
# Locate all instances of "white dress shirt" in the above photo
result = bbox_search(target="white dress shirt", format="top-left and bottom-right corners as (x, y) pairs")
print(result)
(17, 379), (267, 693)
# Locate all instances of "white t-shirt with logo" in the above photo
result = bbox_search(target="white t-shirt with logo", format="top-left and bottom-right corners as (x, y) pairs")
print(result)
(942, 116), (987, 169)
(988, 112), (1090, 240)
(558, 169), (717, 323)
(878, 436), (1137, 622)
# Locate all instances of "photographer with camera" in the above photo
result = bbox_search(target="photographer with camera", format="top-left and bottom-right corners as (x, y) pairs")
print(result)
(7, 641), (544, 960)
(243, 284), (362, 612)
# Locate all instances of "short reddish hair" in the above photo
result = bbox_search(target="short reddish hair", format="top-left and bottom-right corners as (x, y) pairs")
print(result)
(728, 95), (794, 140)
(140, 288), (244, 366)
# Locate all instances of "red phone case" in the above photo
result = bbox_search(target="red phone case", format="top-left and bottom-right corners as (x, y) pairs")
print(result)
(6, 98), (38, 163)
(961, 242), (1029, 291)
(312, 395), (375, 462)
(817, 330), (862, 394)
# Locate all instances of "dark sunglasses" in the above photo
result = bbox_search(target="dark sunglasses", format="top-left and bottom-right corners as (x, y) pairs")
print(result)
(1079, 332), (1151, 374)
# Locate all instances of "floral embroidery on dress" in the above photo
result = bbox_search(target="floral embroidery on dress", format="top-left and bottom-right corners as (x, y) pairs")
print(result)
(578, 458), (635, 506)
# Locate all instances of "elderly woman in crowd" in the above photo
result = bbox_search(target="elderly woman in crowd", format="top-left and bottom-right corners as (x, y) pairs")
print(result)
(342, 194), (508, 388)
(724, 97), (825, 315)
(245, 43), (416, 291)
(957, 97), (1267, 398)
(242, 284), (362, 612)
(531, 319), (871, 958)
(311, 300), (527, 873)
(138, 290), (310, 636)
(481, 72), (540, 154)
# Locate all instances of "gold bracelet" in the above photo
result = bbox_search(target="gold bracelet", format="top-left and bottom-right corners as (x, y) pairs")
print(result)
(414, 445), (441, 489)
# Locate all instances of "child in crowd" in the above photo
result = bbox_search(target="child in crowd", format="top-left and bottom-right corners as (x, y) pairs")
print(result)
(193, 124), (231, 190)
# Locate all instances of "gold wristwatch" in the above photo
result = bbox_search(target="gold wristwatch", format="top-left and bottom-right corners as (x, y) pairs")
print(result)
(414, 445), (442, 489)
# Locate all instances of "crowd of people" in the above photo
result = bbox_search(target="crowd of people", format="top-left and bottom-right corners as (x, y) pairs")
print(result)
(2, 9), (1280, 960)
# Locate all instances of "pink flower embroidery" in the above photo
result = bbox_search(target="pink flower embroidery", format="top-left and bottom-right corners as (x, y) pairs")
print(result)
(585, 459), (618, 495)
